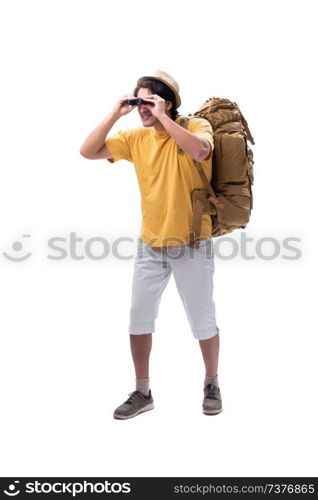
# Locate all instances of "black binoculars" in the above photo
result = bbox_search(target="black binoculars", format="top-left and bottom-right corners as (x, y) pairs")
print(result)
(125, 98), (154, 106)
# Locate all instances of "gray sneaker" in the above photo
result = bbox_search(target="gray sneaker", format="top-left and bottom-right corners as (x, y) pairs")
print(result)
(203, 383), (222, 415)
(113, 390), (154, 420)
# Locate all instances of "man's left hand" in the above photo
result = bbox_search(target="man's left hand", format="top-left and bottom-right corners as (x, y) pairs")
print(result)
(142, 94), (166, 118)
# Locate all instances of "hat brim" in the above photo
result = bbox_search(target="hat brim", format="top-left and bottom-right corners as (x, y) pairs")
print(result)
(137, 75), (181, 108)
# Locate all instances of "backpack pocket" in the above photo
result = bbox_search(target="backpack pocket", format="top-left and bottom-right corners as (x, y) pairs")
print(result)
(218, 132), (247, 183)
(217, 190), (251, 224)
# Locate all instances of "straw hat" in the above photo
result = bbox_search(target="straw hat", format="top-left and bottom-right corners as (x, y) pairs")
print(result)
(137, 70), (181, 108)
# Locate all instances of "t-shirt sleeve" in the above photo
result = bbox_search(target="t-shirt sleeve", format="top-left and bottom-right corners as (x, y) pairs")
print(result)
(188, 118), (214, 160)
(104, 128), (135, 163)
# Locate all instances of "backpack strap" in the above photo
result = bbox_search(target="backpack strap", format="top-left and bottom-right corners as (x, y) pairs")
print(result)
(176, 115), (218, 200)
(176, 115), (223, 247)
(189, 189), (217, 248)
(190, 196), (205, 248)
(233, 102), (255, 145)
(193, 159), (217, 202)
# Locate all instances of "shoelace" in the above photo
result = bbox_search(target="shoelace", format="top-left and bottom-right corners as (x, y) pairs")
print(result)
(124, 391), (141, 405)
(206, 384), (220, 400)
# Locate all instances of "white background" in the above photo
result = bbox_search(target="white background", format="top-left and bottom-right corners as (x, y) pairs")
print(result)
(1, 0), (317, 477)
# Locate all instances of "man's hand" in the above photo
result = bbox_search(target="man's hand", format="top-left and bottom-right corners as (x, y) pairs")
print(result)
(142, 94), (166, 118)
(112, 94), (138, 118)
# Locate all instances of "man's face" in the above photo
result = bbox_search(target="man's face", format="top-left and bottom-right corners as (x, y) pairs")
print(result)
(137, 87), (161, 127)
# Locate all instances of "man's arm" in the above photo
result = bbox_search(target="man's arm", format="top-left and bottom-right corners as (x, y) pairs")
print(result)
(159, 114), (212, 162)
(79, 112), (119, 159)
(142, 94), (213, 162)
(79, 94), (137, 160)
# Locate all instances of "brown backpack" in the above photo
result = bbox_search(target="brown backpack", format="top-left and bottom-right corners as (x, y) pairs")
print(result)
(176, 98), (255, 248)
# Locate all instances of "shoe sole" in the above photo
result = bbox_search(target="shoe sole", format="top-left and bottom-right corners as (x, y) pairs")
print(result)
(113, 403), (154, 420)
(203, 408), (222, 415)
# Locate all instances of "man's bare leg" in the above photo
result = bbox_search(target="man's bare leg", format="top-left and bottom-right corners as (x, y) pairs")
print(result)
(199, 333), (219, 377)
(113, 334), (153, 419)
(199, 333), (222, 414)
(130, 333), (152, 378)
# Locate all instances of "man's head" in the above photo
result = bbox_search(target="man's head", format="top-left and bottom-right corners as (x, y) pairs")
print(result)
(133, 72), (180, 128)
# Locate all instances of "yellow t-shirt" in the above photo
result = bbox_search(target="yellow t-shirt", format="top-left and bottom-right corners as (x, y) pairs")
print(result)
(105, 116), (213, 247)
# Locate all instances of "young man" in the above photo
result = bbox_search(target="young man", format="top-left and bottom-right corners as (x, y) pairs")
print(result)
(80, 70), (222, 419)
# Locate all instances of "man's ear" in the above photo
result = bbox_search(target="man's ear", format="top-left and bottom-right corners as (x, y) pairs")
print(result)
(165, 101), (172, 111)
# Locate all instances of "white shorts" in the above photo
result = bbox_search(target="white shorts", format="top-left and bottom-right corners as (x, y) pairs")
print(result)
(128, 238), (219, 340)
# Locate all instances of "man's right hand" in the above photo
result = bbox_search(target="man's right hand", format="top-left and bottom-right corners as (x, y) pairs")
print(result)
(112, 94), (137, 117)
